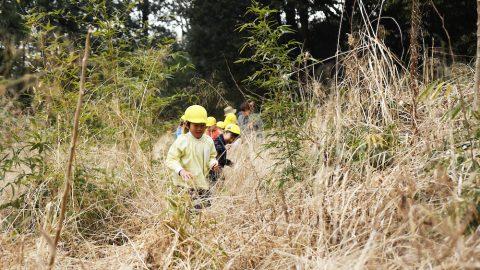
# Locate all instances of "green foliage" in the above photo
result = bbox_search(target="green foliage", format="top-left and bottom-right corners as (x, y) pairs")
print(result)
(463, 185), (480, 233)
(237, 3), (299, 88)
(0, 2), (196, 239)
(345, 124), (398, 169)
(70, 164), (129, 241)
(0, 111), (134, 241)
(419, 77), (480, 235)
(0, 0), (28, 42)
(0, 119), (56, 233)
(238, 2), (312, 185)
(24, 3), (193, 141)
(0, 129), (50, 209)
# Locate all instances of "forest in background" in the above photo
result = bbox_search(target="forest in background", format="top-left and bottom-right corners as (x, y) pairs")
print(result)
(2, 0), (480, 269)
(1, 0), (478, 110)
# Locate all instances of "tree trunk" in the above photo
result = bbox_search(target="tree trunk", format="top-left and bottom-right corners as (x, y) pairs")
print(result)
(344, 0), (356, 34)
(283, 0), (297, 51)
(263, 0), (282, 26)
(409, 0), (421, 131)
(298, 0), (309, 50)
(284, 0), (297, 30)
(474, 0), (480, 110)
(141, 0), (150, 38)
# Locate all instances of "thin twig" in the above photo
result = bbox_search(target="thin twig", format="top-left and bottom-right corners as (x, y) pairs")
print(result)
(223, 55), (247, 100)
(430, 0), (455, 63)
(48, 27), (92, 269)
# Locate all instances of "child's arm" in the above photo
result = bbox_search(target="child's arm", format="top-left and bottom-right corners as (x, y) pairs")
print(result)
(166, 139), (184, 175)
(208, 140), (219, 170)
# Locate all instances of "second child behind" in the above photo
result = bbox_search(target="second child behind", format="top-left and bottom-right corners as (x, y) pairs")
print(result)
(205, 116), (221, 140)
(210, 124), (241, 182)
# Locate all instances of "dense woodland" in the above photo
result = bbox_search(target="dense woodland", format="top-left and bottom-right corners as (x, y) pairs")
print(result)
(2, 0), (480, 269)
(1, 0), (477, 108)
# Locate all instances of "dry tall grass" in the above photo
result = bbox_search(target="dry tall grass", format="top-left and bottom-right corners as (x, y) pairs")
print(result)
(2, 20), (480, 270)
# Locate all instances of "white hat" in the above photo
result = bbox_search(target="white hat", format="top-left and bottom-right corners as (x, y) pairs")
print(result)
(224, 105), (237, 115)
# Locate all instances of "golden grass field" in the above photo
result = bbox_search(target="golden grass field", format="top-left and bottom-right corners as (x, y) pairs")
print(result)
(2, 34), (480, 269)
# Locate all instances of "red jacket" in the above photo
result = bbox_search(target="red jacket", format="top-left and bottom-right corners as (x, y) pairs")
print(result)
(207, 128), (222, 140)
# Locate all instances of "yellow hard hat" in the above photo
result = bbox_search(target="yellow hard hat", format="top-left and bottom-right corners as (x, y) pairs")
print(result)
(224, 113), (237, 125)
(206, 116), (217, 127)
(184, 105), (208, 124)
(180, 115), (186, 121)
(217, 121), (226, 129)
(225, 124), (241, 135)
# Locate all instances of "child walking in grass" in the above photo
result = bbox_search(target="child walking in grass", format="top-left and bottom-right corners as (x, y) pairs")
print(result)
(175, 115), (187, 138)
(210, 123), (241, 183)
(205, 116), (221, 140)
(224, 112), (237, 126)
(166, 105), (219, 209)
(216, 121), (226, 131)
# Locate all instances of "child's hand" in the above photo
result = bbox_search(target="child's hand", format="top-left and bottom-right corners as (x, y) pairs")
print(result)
(212, 164), (220, 173)
(179, 169), (193, 181)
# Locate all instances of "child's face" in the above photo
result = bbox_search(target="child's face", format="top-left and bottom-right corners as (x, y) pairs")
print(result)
(224, 132), (238, 144)
(189, 123), (207, 139)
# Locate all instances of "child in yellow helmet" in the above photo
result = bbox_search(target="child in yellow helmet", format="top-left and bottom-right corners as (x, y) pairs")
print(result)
(205, 116), (221, 140)
(224, 113), (237, 125)
(210, 123), (241, 183)
(166, 105), (219, 209)
(217, 121), (226, 130)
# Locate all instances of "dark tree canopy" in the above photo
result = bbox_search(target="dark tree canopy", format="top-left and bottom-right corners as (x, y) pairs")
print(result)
(0, 0), (28, 77)
(185, 0), (477, 103)
(1, 0), (478, 105)
(186, 0), (255, 103)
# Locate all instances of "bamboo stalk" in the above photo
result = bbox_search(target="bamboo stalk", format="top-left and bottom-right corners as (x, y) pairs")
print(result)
(474, 0), (480, 110)
(409, 0), (421, 132)
(48, 27), (92, 270)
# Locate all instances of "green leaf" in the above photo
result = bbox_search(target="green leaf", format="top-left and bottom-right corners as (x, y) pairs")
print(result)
(419, 80), (438, 100)
(450, 103), (463, 119)
(431, 82), (446, 99)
